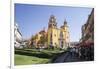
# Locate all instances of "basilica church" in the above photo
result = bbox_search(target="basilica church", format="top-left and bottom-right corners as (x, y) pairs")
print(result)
(47, 15), (70, 49)
(30, 15), (70, 49)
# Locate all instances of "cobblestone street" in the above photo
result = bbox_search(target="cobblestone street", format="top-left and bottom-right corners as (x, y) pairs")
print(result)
(53, 50), (81, 63)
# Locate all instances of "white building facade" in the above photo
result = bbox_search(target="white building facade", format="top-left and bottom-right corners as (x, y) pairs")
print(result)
(14, 23), (22, 48)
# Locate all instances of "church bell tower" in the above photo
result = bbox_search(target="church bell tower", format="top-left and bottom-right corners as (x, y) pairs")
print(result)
(48, 15), (57, 28)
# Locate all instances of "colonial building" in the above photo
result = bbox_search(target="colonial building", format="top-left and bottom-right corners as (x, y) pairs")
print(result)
(14, 23), (22, 48)
(78, 9), (94, 61)
(81, 9), (94, 44)
(30, 28), (47, 48)
(47, 15), (70, 49)
(70, 42), (79, 48)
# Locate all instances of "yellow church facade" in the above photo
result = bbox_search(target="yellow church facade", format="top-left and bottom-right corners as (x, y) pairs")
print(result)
(47, 15), (70, 49)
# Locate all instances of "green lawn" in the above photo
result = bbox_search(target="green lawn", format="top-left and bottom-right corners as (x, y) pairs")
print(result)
(15, 48), (64, 65)
(15, 54), (49, 65)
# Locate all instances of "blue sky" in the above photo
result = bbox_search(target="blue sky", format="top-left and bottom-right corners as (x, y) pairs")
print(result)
(15, 4), (92, 42)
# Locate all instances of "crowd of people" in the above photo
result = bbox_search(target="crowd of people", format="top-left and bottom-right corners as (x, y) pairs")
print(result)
(67, 42), (94, 61)
(79, 43), (94, 61)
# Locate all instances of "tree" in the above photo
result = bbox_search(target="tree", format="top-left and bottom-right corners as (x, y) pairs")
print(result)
(29, 35), (38, 48)
(40, 35), (47, 47)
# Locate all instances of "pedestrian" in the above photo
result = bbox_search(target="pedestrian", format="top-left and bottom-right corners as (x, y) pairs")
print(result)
(70, 47), (73, 57)
(75, 48), (79, 57)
